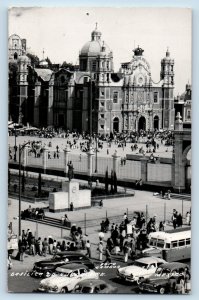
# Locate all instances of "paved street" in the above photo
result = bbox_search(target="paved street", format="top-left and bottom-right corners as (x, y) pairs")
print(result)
(8, 189), (191, 293)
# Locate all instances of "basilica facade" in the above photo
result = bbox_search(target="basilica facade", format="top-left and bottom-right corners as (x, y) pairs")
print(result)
(8, 27), (177, 134)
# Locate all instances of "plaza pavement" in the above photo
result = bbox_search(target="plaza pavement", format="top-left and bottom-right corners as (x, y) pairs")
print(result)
(8, 188), (191, 271)
(8, 135), (175, 159)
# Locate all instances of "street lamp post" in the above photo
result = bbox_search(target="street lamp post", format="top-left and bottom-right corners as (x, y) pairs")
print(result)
(14, 124), (17, 161)
(18, 141), (30, 238)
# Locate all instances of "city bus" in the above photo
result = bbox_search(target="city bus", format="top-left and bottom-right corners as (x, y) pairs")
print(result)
(142, 227), (191, 262)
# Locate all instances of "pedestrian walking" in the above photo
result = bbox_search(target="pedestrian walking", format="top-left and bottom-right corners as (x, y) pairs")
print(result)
(186, 211), (191, 226)
(177, 213), (183, 227)
(86, 240), (91, 258)
(18, 237), (25, 261)
(42, 238), (49, 257)
(123, 241), (130, 263)
(103, 246), (111, 264)
(80, 234), (87, 250)
(97, 241), (104, 261)
(35, 237), (42, 255)
(48, 236), (53, 254)
(159, 221), (165, 231)
(175, 277), (185, 294)
(30, 236), (36, 256)
(184, 267), (191, 294)
(171, 210), (177, 229)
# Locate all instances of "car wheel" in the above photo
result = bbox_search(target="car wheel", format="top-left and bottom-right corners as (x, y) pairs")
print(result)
(60, 287), (68, 293)
(43, 270), (52, 278)
(136, 277), (144, 285)
(159, 287), (166, 294)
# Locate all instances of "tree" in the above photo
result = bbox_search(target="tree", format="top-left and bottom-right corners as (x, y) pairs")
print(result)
(46, 56), (52, 67)
(26, 53), (40, 67)
(114, 171), (118, 194)
(105, 168), (109, 194)
(38, 172), (42, 196)
(61, 61), (75, 71)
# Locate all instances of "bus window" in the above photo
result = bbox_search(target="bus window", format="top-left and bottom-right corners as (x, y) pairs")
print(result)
(165, 243), (170, 249)
(171, 241), (178, 248)
(156, 239), (164, 248)
(186, 238), (191, 245)
(179, 239), (185, 247)
(149, 238), (156, 246)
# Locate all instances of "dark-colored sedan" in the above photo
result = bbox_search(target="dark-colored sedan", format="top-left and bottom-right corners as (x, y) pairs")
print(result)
(31, 251), (95, 278)
(72, 279), (118, 294)
(138, 262), (190, 294)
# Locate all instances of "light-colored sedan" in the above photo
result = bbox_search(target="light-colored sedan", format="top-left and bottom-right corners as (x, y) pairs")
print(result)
(117, 257), (166, 284)
(38, 263), (99, 293)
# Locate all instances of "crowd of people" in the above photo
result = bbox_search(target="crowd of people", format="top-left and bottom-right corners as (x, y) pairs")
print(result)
(8, 128), (174, 161)
(97, 212), (166, 264)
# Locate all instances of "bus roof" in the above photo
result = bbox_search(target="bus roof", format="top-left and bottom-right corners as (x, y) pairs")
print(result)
(149, 230), (191, 242)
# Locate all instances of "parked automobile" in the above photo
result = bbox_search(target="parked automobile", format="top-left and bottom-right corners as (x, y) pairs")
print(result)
(138, 262), (190, 294)
(31, 251), (95, 278)
(37, 263), (99, 293)
(116, 257), (166, 283)
(73, 279), (118, 294)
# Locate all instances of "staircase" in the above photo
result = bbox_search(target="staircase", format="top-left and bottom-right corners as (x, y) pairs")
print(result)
(23, 212), (141, 230)
(24, 216), (70, 230)
(170, 193), (191, 201)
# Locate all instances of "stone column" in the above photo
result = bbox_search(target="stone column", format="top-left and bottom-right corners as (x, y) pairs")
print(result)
(22, 146), (29, 167)
(43, 147), (48, 174)
(140, 156), (148, 183)
(87, 146), (94, 185)
(173, 113), (185, 192)
(175, 112), (183, 131)
(64, 146), (71, 176)
(112, 150), (120, 174)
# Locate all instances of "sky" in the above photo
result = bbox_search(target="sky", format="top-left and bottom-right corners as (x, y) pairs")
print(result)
(8, 7), (192, 95)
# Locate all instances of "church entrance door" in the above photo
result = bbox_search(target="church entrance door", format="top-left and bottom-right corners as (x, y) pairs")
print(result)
(138, 116), (146, 131)
(154, 116), (159, 130)
(113, 117), (119, 132)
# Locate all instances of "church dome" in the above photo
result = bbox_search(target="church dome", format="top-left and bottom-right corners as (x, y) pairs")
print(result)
(80, 24), (111, 56)
(80, 40), (111, 56)
(39, 59), (48, 67)
(162, 48), (174, 62)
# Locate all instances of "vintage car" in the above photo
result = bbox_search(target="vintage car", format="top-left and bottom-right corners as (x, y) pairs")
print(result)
(37, 263), (99, 293)
(116, 257), (166, 283)
(138, 262), (190, 294)
(72, 279), (118, 294)
(31, 251), (95, 278)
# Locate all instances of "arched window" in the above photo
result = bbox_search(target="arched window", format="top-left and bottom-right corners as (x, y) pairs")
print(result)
(14, 52), (18, 60)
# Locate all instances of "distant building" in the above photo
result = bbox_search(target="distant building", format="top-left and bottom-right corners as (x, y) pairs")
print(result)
(174, 83), (192, 124)
(8, 26), (179, 133)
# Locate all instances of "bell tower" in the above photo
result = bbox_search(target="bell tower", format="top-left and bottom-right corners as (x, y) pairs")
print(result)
(160, 48), (174, 85)
(160, 48), (175, 129)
